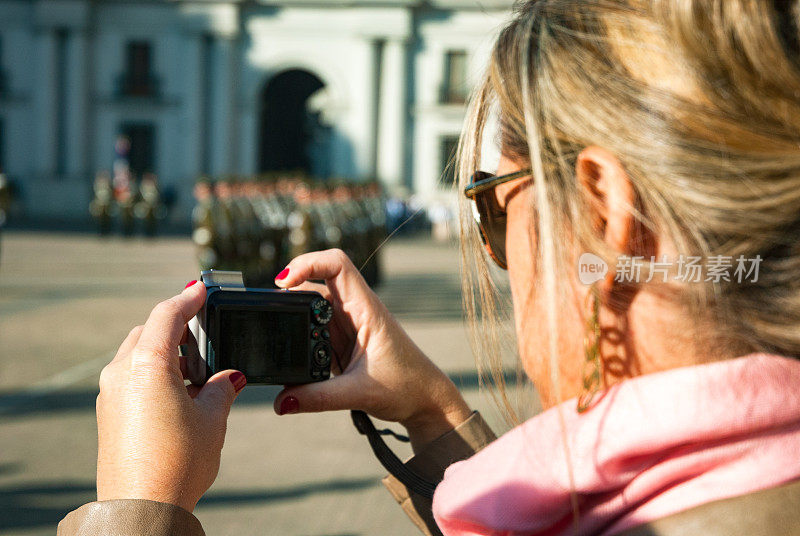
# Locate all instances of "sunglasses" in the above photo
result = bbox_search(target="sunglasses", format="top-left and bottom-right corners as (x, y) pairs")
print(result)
(463, 168), (533, 269)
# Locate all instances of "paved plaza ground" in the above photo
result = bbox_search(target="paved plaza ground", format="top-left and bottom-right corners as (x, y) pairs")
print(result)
(0, 231), (538, 536)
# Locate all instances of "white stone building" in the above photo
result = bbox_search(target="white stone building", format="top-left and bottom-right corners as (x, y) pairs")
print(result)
(0, 0), (512, 223)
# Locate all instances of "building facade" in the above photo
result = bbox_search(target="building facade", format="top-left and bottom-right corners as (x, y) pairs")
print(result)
(0, 0), (511, 222)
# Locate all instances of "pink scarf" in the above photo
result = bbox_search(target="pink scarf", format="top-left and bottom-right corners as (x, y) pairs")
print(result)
(432, 353), (800, 536)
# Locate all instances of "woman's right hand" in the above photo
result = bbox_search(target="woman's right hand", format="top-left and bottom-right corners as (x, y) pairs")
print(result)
(273, 249), (472, 451)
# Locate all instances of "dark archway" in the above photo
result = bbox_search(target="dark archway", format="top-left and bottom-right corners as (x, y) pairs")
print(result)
(258, 69), (326, 175)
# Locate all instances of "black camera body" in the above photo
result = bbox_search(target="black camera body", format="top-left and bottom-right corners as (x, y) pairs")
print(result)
(187, 270), (333, 385)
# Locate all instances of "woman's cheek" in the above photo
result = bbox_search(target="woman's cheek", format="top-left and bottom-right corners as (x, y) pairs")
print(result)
(505, 202), (546, 384)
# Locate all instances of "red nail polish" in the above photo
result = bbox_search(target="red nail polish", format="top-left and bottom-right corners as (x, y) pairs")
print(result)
(279, 396), (299, 415)
(184, 280), (198, 289)
(229, 371), (247, 393)
(275, 268), (290, 280)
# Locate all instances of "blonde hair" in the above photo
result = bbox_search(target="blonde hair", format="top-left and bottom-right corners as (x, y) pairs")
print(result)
(458, 0), (800, 425)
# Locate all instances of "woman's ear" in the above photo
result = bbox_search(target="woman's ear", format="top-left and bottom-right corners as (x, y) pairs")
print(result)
(575, 146), (636, 290)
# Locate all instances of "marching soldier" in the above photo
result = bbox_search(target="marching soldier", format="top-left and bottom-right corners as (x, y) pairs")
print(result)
(264, 181), (291, 275)
(331, 184), (359, 267)
(361, 181), (386, 286)
(192, 178), (218, 270)
(190, 176), (385, 287)
(230, 179), (261, 281)
(113, 173), (137, 237)
(309, 185), (340, 251)
(337, 183), (373, 274)
(212, 178), (237, 270)
(112, 135), (136, 236)
(273, 177), (299, 270)
(135, 172), (163, 237)
(286, 182), (316, 261)
(250, 180), (287, 285)
(89, 171), (114, 236)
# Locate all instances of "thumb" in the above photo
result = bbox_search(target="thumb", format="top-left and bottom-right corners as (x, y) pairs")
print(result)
(274, 375), (358, 415)
(195, 370), (247, 417)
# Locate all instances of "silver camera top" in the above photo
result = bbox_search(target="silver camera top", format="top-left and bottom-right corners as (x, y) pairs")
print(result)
(199, 270), (246, 291)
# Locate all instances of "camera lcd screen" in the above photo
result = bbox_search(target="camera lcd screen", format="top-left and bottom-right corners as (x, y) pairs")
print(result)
(218, 308), (308, 379)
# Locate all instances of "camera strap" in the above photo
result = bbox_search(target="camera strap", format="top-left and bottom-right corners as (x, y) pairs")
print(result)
(350, 410), (438, 500)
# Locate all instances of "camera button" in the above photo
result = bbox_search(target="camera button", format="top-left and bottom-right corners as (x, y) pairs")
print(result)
(310, 297), (333, 325)
(322, 329), (330, 340)
(313, 344), (331, 367)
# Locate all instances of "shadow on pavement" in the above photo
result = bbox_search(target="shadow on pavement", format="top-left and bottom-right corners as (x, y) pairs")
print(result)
(0, 370), (518, 420)
(0, 463), (23, 476)
(198, 476), (378, 507)
(378, 273), (465, 321)
(0, 476), (378, 531)
(0, 480), (95, 531)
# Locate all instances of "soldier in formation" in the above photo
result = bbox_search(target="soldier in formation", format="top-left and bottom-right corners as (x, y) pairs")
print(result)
(191, 175), (386, 287)
(89, 172), (114, 235)
(89, 135), (164, 236)
(135, 173), (164, 237)
(89, 170), (164, 237)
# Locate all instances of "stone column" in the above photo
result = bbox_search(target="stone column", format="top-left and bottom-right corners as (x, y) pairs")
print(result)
(183, 32), (204, 179)
(366, 38), (383, 178)
(209, 36), (238, 176)
(33, 28), (57, 177)
(377, 37), (407, 188)
(65, 30), (88, 178)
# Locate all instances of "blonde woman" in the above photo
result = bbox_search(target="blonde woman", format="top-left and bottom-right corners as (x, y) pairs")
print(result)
(59, 1), (800, 534)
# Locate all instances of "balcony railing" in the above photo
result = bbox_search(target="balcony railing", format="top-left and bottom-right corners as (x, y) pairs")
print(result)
(115, 73), (161, 99)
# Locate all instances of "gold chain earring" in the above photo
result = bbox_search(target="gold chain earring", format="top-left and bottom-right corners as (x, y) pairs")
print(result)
(577, 285), (603, 413)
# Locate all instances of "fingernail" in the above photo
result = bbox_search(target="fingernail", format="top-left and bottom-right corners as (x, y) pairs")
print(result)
(279, 396), (299, 415)
(275, 268), (290, 281)
(229, 371), (247, 393)
(184, 280), (198, 290)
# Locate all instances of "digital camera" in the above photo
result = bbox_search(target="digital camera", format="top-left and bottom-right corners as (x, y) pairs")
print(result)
(187, 270), (333, 385)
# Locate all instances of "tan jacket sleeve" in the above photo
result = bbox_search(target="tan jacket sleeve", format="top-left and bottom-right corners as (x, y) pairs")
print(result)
(57, 499), (205, 536)
(382, 411), (496, 536)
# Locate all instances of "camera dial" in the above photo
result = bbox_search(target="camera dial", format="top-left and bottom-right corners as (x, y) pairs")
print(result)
(311, 297), (333, 325)
(313, 343), (331, 367)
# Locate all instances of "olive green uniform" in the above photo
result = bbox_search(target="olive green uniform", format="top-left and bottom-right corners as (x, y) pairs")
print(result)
(192, 198), (218, 270)
(89, 177), (114, 236)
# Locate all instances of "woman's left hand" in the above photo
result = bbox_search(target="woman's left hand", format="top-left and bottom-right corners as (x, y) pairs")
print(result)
(95, 281), (246, 512)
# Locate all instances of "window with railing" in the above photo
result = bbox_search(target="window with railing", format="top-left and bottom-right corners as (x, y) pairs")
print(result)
(440, 50), (468, 104)
(117, 41), (159, 97)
